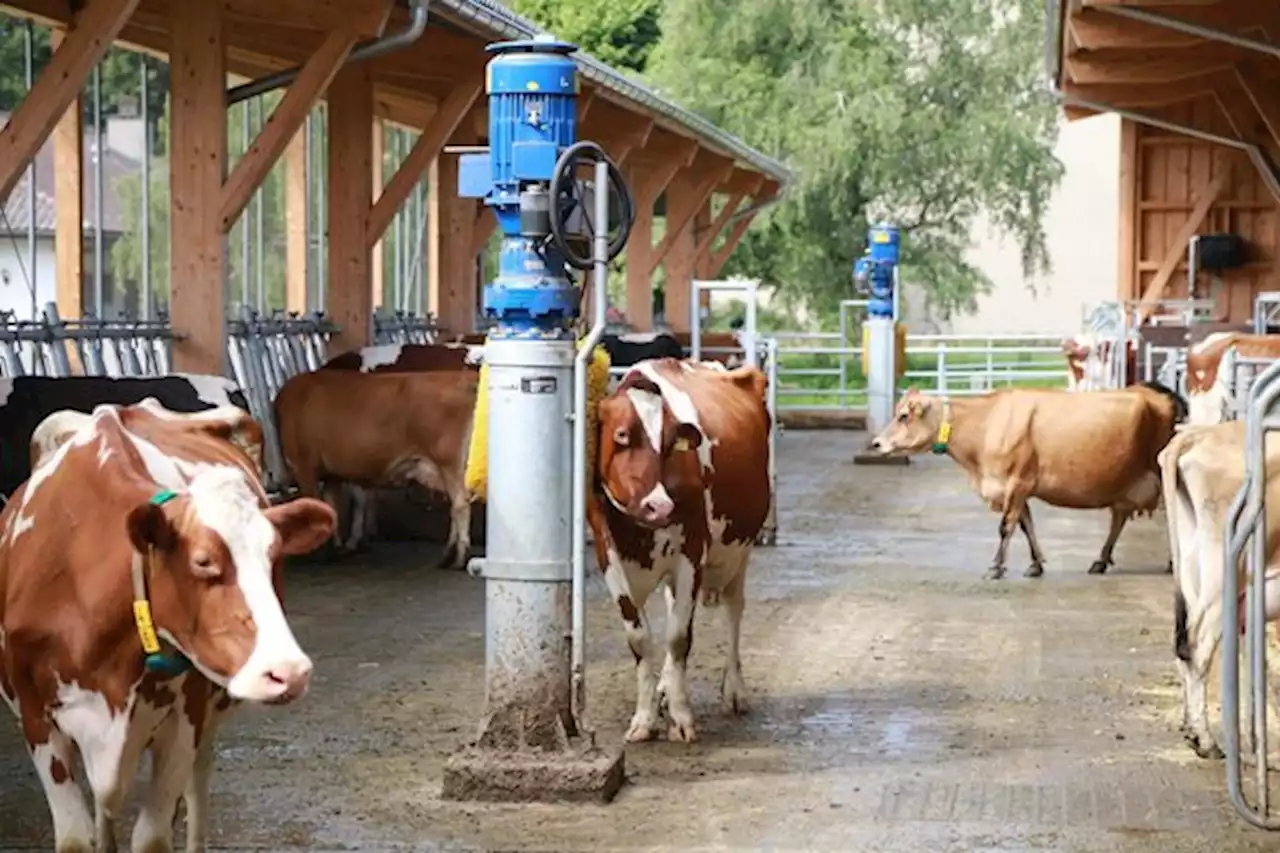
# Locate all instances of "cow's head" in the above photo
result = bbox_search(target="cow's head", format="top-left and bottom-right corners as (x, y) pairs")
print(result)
(596, 372), (704, 528)
(869, 387), (943, 454)
(125, 466), (335, 704)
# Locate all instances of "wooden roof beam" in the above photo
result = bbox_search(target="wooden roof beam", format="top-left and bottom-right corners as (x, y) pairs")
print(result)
(1061, 73), (1227, 108)
(0, 0), (141, 203)
(693, 175), (765, 259)
(1069, 10), (1200, 50)
(631, 135), (699, 205)
(647, 151), (735, 277)
(223, 0), (394, 38)
(220, 28), (360, 232)
(1234, 64), (1280, 152)
(710, 183), (779, 277)
(1066, 47), (1242, 85)
(367, 72), (484, 246)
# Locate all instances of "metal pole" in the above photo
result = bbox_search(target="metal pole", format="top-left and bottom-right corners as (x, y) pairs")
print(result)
(240, 101), (251, 309)
(318, 105), (328, 311)
(140, 54), (151, 321)
(393, 131), (404, 312)
(24, 21), (36, 320)
(691, 280), (702, 360)
(93, 64), (104, 317)
(304, 111), (314, 310)
(254, 97), (265, 312)
(570, 157), (610, 731)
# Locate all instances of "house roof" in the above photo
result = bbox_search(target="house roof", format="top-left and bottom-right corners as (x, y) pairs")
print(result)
(0, 111), (139, 237)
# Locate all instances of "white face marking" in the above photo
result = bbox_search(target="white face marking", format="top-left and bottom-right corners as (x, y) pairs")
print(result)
(175, 373), (242, 409)
(358, 343), (403, 372)
(630, 362), (711, 469)
(624, 387), (665, 453)
(638, 482), (674, 520)
(184, 467), (312, 702)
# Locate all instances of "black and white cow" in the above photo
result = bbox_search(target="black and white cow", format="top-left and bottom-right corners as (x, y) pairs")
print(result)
(600, 332), (686, 368)
(0, 374), (250, 498)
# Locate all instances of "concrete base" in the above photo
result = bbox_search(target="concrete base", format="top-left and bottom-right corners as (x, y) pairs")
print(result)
(853, 452), (910, 466)
(441, 742), (625, 804)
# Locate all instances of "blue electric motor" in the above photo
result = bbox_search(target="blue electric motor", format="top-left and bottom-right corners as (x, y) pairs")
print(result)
(853, 222), (900, 319)
(458, 36), (633, 338)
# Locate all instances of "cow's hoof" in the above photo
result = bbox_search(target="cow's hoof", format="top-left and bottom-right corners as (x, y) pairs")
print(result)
(984, 565), (1006, 580)
(436, 545), (468, 571)
(1165, 560), (1174, 574)
(1087, 560), (1109, 575)
(1024, 562), (1045, 579)
(667, 717), (698, 743)
(1185, 732), (1225, 760)
(625, 714), (659, 743)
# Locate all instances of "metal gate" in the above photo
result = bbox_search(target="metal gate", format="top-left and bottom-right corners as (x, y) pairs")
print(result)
(1223, 358), (1280, 828)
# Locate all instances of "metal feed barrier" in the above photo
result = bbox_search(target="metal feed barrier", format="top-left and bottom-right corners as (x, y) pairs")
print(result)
(1222, 357), (1280, 829)
(0, 303), (176, 378)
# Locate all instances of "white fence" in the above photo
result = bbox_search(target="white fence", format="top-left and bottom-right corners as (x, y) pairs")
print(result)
(768, 331), (1067, 410)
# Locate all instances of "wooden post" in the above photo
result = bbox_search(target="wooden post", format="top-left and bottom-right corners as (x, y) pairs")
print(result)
(169, 0), (227, 375)
(50, 28), (82, 321)
(625, 178), (655, 330)
(1117, 118), (1137, 303)
(663, 176), (699, 334)
(326, 62), (375, 355)
(285, 127), (308, 311)
(427, 154), (478, 334)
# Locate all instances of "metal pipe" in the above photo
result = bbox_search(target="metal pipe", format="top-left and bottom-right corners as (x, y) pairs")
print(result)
(318, 105), (328, 310)
(140, 54), (151, 321)
(254, 97), (265, 312)
(570, 157), (610, 730)
(430, 0), (793, 188)
(93, 64), (104, 318)
(226, 0), (431, 105)
(1098, 5), (1280, 62)
(241, 101), (251, 309)
(24, 20), (35, 320)
(304, 111), (314, 309)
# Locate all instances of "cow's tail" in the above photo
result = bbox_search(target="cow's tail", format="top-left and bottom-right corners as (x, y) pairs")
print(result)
(1141, 379), (1189, 425)
(1174, 586), (1191, 663)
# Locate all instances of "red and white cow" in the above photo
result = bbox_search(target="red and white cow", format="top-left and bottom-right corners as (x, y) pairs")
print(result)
(1184, 331), (1280, 426)
(1062, 332), (1138, 392)
(589, 358), (771, 742)
(0, 401), (334, 852)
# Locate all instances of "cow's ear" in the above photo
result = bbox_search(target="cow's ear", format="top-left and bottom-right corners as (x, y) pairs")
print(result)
(673, 422), (704, 452)
(127, 503), (178, 554)
(267, 498), (337, 557)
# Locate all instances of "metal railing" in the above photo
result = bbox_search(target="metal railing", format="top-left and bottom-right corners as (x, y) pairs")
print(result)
(767, 331), (1068, 410)
(0, 303), (176, 378)
(1222, 357), (1280, 829)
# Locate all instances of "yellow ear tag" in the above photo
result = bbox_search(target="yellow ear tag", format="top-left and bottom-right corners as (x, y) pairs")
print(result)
(674, 437), (690, 452)
(937, 422), (952, 444)
(133, 600), (162, 655)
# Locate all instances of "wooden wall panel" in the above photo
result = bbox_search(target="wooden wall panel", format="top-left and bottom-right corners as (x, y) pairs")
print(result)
(1121, 94), (1279, 324)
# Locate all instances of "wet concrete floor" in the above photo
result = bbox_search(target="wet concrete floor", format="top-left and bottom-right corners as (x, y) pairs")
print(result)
(1, 430), (1277, 851)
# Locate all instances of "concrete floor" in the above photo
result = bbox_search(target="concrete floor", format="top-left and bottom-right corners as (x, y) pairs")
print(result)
(1, 430), (1278, 852)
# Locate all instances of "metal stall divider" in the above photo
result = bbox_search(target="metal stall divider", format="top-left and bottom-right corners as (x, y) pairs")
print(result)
(1223, 357), (1280, 828)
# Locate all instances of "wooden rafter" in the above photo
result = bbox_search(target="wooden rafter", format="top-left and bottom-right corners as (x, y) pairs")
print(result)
(366, 72), (484, 246)
(1066, 42), (1251, 86)
(1063, 75), (1226, 109)
(1134, 167), (1229, 324)
(647, 153), (735, 276)
(0, 0), (141, 203)
(219, 28), (359, 231)
(223, 0), (393, 38)
(709, 184), (778, 276)
(694, 175), (765, 259)
(1234, 64), (1280, 150)
(632, 137), (699, 204)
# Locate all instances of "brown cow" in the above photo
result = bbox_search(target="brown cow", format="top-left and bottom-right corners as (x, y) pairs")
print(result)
(1184, 332), (1280, 425)
(868, 383), (1186, 579)
(0, 401), (333, 853)
(273, 368), (479, 568)
(590, 357), (771, 742)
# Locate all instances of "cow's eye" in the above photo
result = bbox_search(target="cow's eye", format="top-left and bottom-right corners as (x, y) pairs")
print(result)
(191, 554), (220, 578)
(613, 427), (630, 446)
(896, 412), (909, 423)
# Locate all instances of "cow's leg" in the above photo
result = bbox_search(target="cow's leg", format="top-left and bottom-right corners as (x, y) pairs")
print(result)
(599, 547), (661, 741)
(182, 699), (228, 853)
(131, 724), (196, 853)
(720, 568), (750, 715)
(431, 467), (471, 571)
(1089, 507), (1130, 575)
(1179, 588), (1226, 759)
(1018, 505), (1047, 578)
(344, 485), (370, 552)
(985, 490), (1028, 580)
(659, 555), (700, 742)
(25, 726), (94, 853)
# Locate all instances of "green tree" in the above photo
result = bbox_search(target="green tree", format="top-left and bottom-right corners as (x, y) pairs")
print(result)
(647, 0), (1064, 322)
(508, 0), (662, 73)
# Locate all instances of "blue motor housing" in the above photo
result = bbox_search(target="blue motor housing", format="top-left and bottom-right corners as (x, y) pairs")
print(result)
(861, 222), (899, 319)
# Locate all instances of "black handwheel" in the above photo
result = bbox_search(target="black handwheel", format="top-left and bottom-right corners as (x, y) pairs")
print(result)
(548, 140), (634, 271)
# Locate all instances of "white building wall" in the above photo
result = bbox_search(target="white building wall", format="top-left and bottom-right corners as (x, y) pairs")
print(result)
(902, 113), (1122, 336)
(0, 236), (57, 319)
